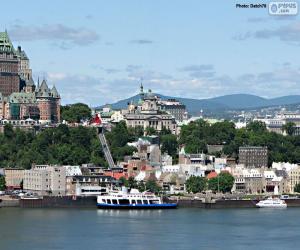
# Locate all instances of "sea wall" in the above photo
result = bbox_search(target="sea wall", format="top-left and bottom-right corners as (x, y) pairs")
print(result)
(19, 196), (97, 208)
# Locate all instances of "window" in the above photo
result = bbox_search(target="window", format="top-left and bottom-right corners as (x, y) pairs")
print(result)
(119, 199), (130, 205)
(112, 199), (118, 204)
(107, 199), (111, 204)
(143, 200), (148, 204)
(137, 200), (142, 204)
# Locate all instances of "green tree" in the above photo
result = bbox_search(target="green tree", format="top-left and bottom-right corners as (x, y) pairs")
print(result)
(128, 176), (138, 189)
(145, 180), (161, 194)
(186, 176), (207, 193)
(4, 124), (14, 139)
(208, 172), (234, 193)
(282, 122), (296, 136)
(160, 134), (178, 158)
(145, 127), (156, 136)
(61, 103), (91, 123)
(294, 183), (300, 193)
(246, 121), (267, 133)
(119, 177), (128, 187)
(0, 175), (6, 191)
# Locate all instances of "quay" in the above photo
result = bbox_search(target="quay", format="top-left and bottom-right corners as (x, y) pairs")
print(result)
(2, 195), (300, 209)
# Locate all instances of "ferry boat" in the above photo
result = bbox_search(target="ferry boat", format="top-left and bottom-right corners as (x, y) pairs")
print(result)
(97, 187), (177, 209)
(256, 197), (287, 208)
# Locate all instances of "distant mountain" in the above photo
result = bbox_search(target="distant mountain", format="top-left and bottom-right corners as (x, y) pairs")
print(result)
(98, 93), (300, 114)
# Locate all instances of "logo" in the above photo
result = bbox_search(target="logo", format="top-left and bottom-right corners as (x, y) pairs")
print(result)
(269, 2), (298, 15)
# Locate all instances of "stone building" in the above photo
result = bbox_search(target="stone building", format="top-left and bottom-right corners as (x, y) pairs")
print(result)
(158, 98), (188, 122)
(124, 85), (177, 134)
(239, 146), (268, 168)
(24, 165), (66, 196)
(4, 168), (25, 189)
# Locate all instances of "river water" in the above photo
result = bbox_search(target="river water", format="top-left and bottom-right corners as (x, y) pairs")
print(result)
(0, 207), (299, 250)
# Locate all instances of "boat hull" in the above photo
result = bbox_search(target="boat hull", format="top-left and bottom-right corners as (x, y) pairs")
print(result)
(256, 204), (287, 208)
(97, 203), (178, 209)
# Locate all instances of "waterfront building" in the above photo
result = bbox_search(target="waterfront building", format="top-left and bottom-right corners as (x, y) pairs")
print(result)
(4, 168), (25, 189)
(24, 165), (66, 196)
(239, 146), (268, 168)
(287, 165), (300, 193)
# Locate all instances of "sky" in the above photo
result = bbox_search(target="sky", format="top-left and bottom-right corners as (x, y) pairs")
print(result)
(0, 0), (299, 106)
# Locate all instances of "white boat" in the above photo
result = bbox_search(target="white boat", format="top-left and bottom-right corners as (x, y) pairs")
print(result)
(256, 197), (287, 208)
(97, 187), (177, 209)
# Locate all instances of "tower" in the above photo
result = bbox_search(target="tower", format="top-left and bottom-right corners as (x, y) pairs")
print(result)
(0, 31), (20, 96)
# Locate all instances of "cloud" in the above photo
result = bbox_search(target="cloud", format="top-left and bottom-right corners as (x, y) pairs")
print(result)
(234, 21), (300, 45)
(180, 64), (216, 78)
(130, 39), (154, 45)
(42, 63), (300, 107)
(9, 24), (99, 46)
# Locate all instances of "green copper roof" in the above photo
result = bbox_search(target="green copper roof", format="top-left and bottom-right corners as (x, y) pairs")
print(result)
(9, 92), (36, 104)
(0, 31), (15, 53)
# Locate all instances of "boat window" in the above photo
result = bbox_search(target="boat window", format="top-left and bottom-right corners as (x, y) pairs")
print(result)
(143, 200), (148, 204)
(107, 199), (111, 204)
(131, 200), (136, 204)
(112, 199), (118, 204)
(137, 200), (142, 204)
(150, 200), (159, 204)
(119, 199), (130, 205)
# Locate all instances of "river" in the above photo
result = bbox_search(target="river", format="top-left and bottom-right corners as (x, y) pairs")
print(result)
(0, 207), (299, 250)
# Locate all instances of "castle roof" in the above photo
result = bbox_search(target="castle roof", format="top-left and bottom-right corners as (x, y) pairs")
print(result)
(51, 85), (60, 98)
(15, 46), (28, 60)
(9, 92), (36, 104)
(36, 79), (60, 99)
(0, 31), (15, 53)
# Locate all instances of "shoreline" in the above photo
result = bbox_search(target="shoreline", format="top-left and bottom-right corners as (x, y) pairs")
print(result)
(2, 196), (300, 209)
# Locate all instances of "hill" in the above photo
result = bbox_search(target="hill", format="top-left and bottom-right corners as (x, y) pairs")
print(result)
(98, 93), (300, 114)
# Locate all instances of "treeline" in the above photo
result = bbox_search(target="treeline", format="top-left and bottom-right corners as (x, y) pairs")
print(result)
(0, 124), (107, 169)
(179, 119), (300, 165)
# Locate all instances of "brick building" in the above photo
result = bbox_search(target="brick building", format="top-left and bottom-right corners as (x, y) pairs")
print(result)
(239, 146), (268, 168)
(0, 31), (60, 124)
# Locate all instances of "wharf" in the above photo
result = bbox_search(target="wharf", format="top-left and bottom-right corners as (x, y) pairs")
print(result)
(3, 195), (300, 209)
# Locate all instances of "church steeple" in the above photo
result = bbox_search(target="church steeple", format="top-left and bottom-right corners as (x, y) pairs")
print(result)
(140, 79), (144, 94)
(139, 79), (144, 101)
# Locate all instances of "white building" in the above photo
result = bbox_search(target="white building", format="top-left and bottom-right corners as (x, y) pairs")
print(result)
(24, 165), (66, 196)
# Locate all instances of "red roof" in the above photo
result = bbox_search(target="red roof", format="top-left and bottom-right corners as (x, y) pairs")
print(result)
(207, 172), (218, 179)
(104, 172), (127, 180)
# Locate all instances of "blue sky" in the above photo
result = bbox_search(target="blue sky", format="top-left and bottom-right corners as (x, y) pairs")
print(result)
(0, 0), (299, 105)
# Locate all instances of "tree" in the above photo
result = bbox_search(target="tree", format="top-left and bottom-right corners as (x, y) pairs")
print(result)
(145, 180), (161, 194)
(145, 127), (156, 136)
(282, 122), (296, 136)
(119, 177), (128, 187)
(61, 103), (91, 123)
(186, 176), (207, 193)
(4, 124), (14, 139)
(294, 183), (300, 193)
(160, 134), (178, 158)
(128, 176), (138, 189)
(208, 172), (234, 193)
(246, 121), (267, 134)
(0, 175), (6, 191)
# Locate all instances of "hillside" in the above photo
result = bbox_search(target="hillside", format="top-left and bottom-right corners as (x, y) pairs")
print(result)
(98, 93), (300, 114)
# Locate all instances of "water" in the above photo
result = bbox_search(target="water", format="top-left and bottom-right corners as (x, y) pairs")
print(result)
(0, 207), (299, 250)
